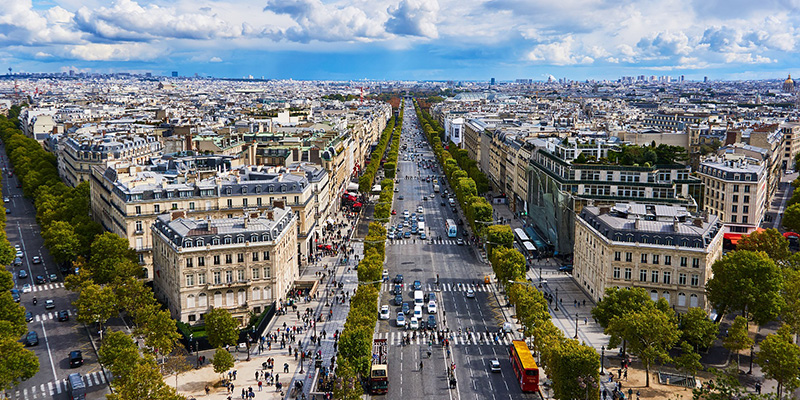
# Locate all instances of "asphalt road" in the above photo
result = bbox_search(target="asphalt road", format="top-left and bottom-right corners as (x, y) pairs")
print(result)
(1, 142), (110, 400)
(376, 100), (537, 400)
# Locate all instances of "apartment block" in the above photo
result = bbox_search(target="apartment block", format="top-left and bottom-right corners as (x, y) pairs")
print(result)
(697, 154), (767, 233)
(58, 134), (163, 187)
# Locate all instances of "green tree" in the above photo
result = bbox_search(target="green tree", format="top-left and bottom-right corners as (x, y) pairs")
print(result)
(0, 292), (26, 338)
(211, 347), (235, 376)
(88, 232), (139, 284)
(591, 287), (652, 329)
(674, 342), (702, 379)
(42, 220), (81, 264)
(73, 282), (118, 327)
(0, 337), (40, 391)
(755, 324), (800, 399)
(606, 302), (679, 387)
(780, 268), (800, 334)
(543, 339), (600, 400)
(491, 247), (526, 284)
(723, 316), (753, 369)
(705, 250), (784, 325)
(204, 308), (238, 349)
(679, 308), (719, 351)
(99, 330), (141, 380)
(485, 224), (513, 261)
(0, 270), (13, 292)
(136, 309), (182, 357)
(736, 228), (790, 261)
(783, 203), (800, 232)
(332, 359), (364, 400)
(107, 356), (186, 400)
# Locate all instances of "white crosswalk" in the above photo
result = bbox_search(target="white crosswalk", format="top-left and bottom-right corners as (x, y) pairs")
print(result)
(383, 282), (492, 293)
(32, 309), (77, 322)
(387, 239), (462, 245)
(375, 331), (513, 347)
(11, 371), (106, 399)
(30, 283), (64, 293)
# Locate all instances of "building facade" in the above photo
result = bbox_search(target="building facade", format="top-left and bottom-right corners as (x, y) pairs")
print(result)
(58, 134), (163, 187)
(697, 154), (767, 233)
(151, 207), (297, 325)
(574, 203), (724, 312)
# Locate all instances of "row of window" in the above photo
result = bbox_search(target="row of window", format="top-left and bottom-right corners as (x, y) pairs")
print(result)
(185, 252), (272, 268)
(184, 286), (273, 309)
(132, 195), (299, 215)
(612, 267), (700, 286)
(185, 266), (272, 286)
(183, 234), (280, 248)
(613, 252), (701, 267)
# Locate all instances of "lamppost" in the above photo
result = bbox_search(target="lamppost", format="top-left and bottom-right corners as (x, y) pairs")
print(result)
(555, 288), (559, 311)
(300, 352), (305, 374)
(747, 345), (754, 374)
(539, 266), (543, 288)
(574, 314), (579, 339)
(600, 346), (605, 375)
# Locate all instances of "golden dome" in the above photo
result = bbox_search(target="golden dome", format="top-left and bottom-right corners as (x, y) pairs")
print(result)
(786, 75), (794, 84)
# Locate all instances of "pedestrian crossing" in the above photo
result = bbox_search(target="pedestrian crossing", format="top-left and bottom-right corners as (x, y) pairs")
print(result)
(375, 331), (514, 347)
(10, 371), (106, 400)
(30, 283), (64, 293)
(31, 309), (77, 323)
(382, 282), (492, 293)
(387, 239), (463, 245)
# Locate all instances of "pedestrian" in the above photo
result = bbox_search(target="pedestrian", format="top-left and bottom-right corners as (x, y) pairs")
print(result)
(584, 317), (588, 325)
(623, 369), (628, 380)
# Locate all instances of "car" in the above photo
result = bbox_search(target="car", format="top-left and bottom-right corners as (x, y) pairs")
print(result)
(402, 302), (410, 315)
(14, 244), (19, 251)
(35, 275), (46, 284)
(44, 299), (55, 309)
(25, 312), (33, 322)
(394, 294), (404, 306)
(411, 226), (418, 234)
(441, 201), (446, 206)
(69, 350), (84, 368)
(394, 187), (399, 192)
(21, 283), (32, 293)
(391, 209), (397, 215)
(15, 250), (23, 258)
(25, 331), (38, 346)
(404, 231), (411, 238)
(490, 359), (501, 372)
(394, 274), (404, 284)
(413, 306), (423, 320)
(3, 197), (8, 203)
(427, 301), (437, 314)
(58, 310), (70, 321)
(413, 280), (422, 290)
(394, 284), (403, 295)
(403, 210), (409, 217)
(10, 289), (20, 303)
(5, 209), (9, 214)
(409, 317), (420, 330)
(48, 274), (58, 282)
(420, 232), (427, 240)
(13, 257), (21, 266)
(379, 305), (391, 320)
(559, 265), (574, 273)
(387, 232), (394, 240)
(396, 312), (406, 327)
(418, 215), (425, 222)
(422, 196), (427, 201)
(427, 315), (437, 329)
(397, 223), (403, 230)
(466, 289), (476, 298)
(456, 238), (464, 246)
(32, 256), (41, 264)
(398, 195), (404, 200)
(17, 269), (27, 279)
(382, 269), (389, 281)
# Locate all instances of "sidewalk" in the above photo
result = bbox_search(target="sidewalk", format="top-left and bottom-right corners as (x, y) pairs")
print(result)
(169, 209), (363, 400)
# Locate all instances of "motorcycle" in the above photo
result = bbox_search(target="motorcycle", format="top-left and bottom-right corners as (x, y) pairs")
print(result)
(32, 297), (37, 305)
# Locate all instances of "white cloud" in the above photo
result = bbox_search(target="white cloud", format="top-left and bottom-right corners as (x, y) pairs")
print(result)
(527, 36), (594, 65)
(68, 42), (164, 61)
(34, 52), (53, 58)
(385, 0), (439, 39)
(263, 0), (388, 42)
(209, 56), (223, 62)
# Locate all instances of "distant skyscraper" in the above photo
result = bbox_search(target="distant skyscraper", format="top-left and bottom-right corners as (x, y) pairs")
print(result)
(490, 78), (496, 85)
(172, 71), (178, 77)
(679, 75), (685, 83)
(704, 76), (708, 83)
(783, 75), (795, 93)
(145, 72), (152, 77)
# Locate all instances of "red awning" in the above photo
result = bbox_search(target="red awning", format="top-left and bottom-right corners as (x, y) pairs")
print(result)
(352, 202), (362, 208)
(724, 228), (767, 245)
(784, 232), (800, 238)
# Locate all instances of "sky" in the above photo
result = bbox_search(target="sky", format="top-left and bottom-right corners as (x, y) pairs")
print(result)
(1, 0), (799, 81)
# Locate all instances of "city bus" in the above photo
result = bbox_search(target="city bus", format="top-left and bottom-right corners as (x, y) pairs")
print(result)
(446, 219), (458, 238)
(509, 340), (539, 393)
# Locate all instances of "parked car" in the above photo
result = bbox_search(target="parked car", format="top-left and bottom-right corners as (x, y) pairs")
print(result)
(25, 312), (33, 322)
(558, 265), (574, 273)
(17, 269), (27, 279)
(25, 331), (39, 346)
(69, 350), (84, 368)
(379, 305), (390, 320)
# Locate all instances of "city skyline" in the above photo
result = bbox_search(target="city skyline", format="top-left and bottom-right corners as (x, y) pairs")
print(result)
(2, 0), (800, 81)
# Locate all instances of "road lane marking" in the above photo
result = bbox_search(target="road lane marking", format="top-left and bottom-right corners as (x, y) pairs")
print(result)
(39, 320), (57, 383)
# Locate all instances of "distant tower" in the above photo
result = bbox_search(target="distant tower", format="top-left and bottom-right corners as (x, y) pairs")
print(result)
(490, 78), (496, 86)
(783, 75), (795, 93)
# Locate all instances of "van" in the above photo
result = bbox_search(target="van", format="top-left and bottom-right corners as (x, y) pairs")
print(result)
(413, 290), (424, 306)
(67, 373), (86, 400)
(433, 184), (440, 193)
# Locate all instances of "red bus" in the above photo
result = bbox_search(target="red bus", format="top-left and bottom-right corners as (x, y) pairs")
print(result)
(509, 340), (539, 393)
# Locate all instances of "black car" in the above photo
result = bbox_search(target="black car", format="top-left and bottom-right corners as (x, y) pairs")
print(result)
(393, 274), (404, 284)
(17, 270), (27, 279)
(48, 274), (58, 282)
(394, 294), (404, 306)
(25, 312), (33, 322)
(58, 310), (69, 321)
(69, 350), (83, 368)
(393, 284), (403, 295)
(427, 315), (437, 330)
(10, 289), (20, 303)
(25, 331), (38, 346)
(413, 280), (422, 290)
(558, 265), (574, 273)
(35, 275), (46, 284)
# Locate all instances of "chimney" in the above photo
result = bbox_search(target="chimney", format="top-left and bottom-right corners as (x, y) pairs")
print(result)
(673, 216), (680, 232)
(599, 206), (611, 215)
(634, 216), (641, 230)
(693, 217), (704, 227)
(171, 211), (185, 221)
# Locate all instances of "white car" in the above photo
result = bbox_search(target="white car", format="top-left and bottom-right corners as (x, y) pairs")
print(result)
(396, 312), (406, 327)
(21, 283), (32, 293)
(379, 305), (391, 320)
(15, 251), (23, 258)
(3, 197), (8, 203)
(403, 210), (410, 217)
(14, 245), (20, 251)
(427, 301), (437, 314)
(466, 289), (476, 298)
(413, 305), (423, 320)
(417, 206), (424, 213)
(409, 317), (420, 330)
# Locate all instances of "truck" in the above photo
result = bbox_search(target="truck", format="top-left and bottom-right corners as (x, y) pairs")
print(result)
(369, 339), (388, 394)
(417, 222), (425, 235)
(433, 184), (440, 193)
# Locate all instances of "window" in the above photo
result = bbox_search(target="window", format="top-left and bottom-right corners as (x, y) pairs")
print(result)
(238, 270), (245, 282)
(664, 255), (672, 265)
(257, 198), (262, 206)
(625, 252), (632, 262)
(663, 271), (671, 284)
(252, 268), (260, 279)
(135, 206), (141, 215)
(252, 252), (259, 262)
(690, 294), (699, 307)
(624, 268), (632, 280)
(613, 267), (621, 279)
(227, 199), (233, 208)
(198, 273), (206, 285)
(651, 270), (659, 283)
(186, 274), (194, 286)
(679, 273), (687, 285)
(744, 195), (750, 203)
(154, 204), (160, 213)
(171, 203), (178, 210)
(189, 202), (195, 210)
(135, 221), (143, 232)
(187, 295), (195, 308)
(733, 195), (738, 202)
(263, 266), (271, 278)
(743, 216), (748, 223)
(186, 258), (194, 268)
(678, 293), (686, 307)
(225, 270), (233, 283)
(641, 254), (647, 263)
(733, 184), (739, 192)
(691, 274), (699, 286)
(652, 255), (659, 264)
(650, 290), (658, 301)
(639, 269), (647, 282)
(732, 205), (738, 213)
(614, 252), (621, 261)
(692, 258), (700, 268)
(731, 215), (737, 223)
(743, 205), (749, 213)
(213, 271), (221, 284)
(237, 253), (244, 263)
(243, 198), (248, 207)
(225, 254), (232, 264)
(213, 255), (220, 265)
(680, 257), (687, 267)
(744, 185), (750, 193)
(198, 256), (205, 267)
(264, 251), (270, 261)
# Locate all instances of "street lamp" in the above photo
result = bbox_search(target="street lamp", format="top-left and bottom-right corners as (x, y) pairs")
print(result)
(600, 346), (605, 375)
(539, 266), (543, 288)
(555, 288), (559, 311)
(748, 345), (754, 374)
(574, 314), (579, 339)
(300, 352), (305, 374)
